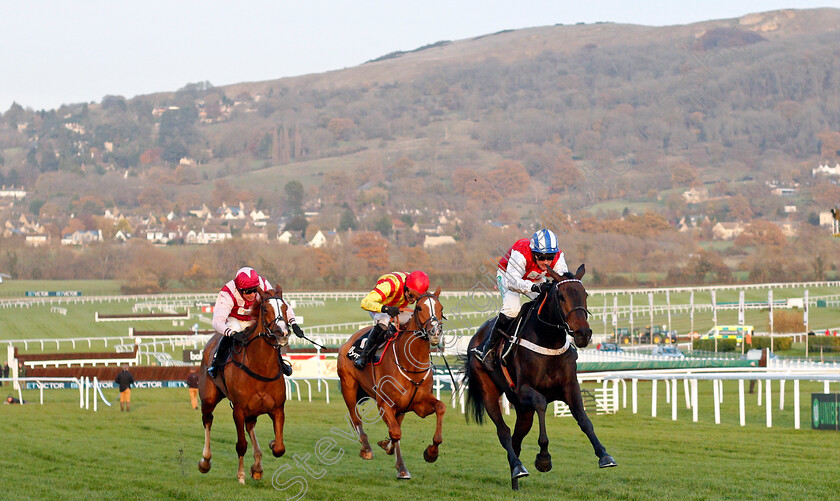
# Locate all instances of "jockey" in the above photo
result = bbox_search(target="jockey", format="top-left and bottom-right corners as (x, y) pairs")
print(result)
(349, 271), (430, 370)
(474, 229), (568, 370)
(207, 266), (304, 378)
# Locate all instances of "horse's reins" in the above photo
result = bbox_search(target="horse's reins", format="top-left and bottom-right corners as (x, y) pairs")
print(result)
(508, 279), (592, 357)
(230, 296), (290, 382)
(372, 293), (441, 408)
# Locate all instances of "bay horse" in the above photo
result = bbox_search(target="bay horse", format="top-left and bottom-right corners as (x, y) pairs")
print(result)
(197, 289), (292, 484)
(464, 264), (616, 490)
(336, 288), (446, 479)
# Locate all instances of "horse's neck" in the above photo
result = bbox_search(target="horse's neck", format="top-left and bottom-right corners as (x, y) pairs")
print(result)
(395, 320), (429, 368)
(525, 299), (567, 346)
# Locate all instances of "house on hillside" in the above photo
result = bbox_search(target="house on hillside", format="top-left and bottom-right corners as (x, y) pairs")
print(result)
(682, 187), (709, 203)
(278, 230), (293, 244)
(307, 229), (342, 248)
(423, 235), (457, 248)
(812, 163), (840, 177)
(712, 222), (744, 240)
(61, 230), (102, 245)
(25, 234), (49, 247)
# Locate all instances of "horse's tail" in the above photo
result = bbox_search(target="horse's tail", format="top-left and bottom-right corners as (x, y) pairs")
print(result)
(460, 352), (486, 425)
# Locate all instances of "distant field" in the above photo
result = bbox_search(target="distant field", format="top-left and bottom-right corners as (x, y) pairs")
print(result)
(1, 383), (838, 501)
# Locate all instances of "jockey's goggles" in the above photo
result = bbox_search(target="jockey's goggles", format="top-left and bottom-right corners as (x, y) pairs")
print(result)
(239, 286), (259, 295)
(533, 252), (556, 262)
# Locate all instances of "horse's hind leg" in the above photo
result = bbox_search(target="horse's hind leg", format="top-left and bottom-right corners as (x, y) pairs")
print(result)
(566, 385), (617, 468)
(246, 417), (263, 480)
(475, 368), (528, 488)
(340, 377), (372, 459)
(233, 409), (248, 484)
(197, 385), (223, 473)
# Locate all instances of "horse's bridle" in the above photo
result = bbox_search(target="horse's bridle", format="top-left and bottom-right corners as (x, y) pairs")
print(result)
(403, 293), (444, 341)
(229, 295), (290, 383)
(536, 279), (592, 334)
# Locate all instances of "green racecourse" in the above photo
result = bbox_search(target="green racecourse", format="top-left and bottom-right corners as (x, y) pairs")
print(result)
(2, 280), (840, 499)
(0, 385), (838, 500)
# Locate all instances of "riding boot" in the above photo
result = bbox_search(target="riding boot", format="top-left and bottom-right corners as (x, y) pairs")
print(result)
(353, 324), (387, 370)
(280, 357), (293, 377)
(207, 335), (233, 378)
(475, 314), (514, 371)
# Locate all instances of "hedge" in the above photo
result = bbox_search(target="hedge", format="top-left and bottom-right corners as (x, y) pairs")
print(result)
(692, 339), (738, 352)
(750, 336), (792, 350)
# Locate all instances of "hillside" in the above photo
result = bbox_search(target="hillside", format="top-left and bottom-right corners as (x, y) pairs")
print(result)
(0, 8), (839, 289)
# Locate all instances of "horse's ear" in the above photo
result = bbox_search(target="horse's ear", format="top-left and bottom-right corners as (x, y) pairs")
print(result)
(574, 264), (585, 280)
(275, 285), (283, 298)
(433, 286), (441, 298)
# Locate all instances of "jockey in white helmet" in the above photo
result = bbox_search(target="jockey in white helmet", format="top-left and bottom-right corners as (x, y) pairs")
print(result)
(474, 229), (568, 370)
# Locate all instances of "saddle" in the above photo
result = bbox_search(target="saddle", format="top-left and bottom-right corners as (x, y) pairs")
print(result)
(347, 325), (399, 365)
(493, 300), (537, 366)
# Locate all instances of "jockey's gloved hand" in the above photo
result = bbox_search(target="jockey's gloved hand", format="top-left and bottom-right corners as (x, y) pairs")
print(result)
(381, 305), (401, 317)
(291, 323), (304, 338)
(532, 282), (553, 294)
(232, 330), (248, 343)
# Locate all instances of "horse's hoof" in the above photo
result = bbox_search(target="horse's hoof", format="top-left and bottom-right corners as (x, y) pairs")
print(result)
(423, 445), (439, 463)
(512, 463), (529, 479)
(360, 449), (373, 460)
(197, 458), (211, 474)
(535, 452), (552, 472)
(599, 455), (617, 468)
(397, 470), (412, 480)
(238, 477), (246, 485)
(250, 465), (263, 480)
(269, 440), (285, 458)
(378, 439), (395, 455)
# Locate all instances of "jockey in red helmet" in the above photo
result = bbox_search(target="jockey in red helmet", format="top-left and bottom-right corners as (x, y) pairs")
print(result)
(207, 266), (304, 378)
(474, 229), (568, 371)
(349, 271), (430, 369)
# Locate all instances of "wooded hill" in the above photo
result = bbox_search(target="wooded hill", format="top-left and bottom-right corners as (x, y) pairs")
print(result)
(1, 8), (839, 289)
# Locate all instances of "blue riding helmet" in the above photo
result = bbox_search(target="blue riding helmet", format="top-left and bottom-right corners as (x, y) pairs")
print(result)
(530, 229), (559, 254)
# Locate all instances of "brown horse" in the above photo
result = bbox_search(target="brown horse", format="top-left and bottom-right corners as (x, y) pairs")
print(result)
(336, 289), (446, 479)
(197, 289), (292, 484)
(464, 265), (616, 490)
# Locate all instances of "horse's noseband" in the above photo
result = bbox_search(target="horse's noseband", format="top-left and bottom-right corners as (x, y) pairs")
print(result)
(260, 297), (290, 346)
(412, 293), (443, 341)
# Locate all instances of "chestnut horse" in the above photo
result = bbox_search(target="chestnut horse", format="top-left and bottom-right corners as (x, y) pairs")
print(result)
(197, 289), (292, 484)
(337, 288), (446, 479)
(464, 265), (616, 490)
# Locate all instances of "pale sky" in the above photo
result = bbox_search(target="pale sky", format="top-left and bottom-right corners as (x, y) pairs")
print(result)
(1, 0), (835, 112)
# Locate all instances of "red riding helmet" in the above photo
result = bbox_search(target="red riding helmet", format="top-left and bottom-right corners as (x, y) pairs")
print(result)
(405, 271), (430, 295)
(234, 267), (260, 290)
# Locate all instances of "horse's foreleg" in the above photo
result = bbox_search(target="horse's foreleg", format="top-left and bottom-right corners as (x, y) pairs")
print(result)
(378, 413), (404, 455)
(233, 410), (248, 484)
(246, 417), (263, 480)
(511, 408), (535, 459)
(414, 396), (445, 463)
(530, 392), (552, 473)
(379, 404), (410, 479)
(268, 405), (286, 458)
(565, 385), (617, 468)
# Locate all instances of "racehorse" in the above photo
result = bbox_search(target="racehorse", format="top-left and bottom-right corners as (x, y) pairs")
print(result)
(197, 289), (292, 484)
(464, 264), (616, 490)
(336, 288), (446, 479)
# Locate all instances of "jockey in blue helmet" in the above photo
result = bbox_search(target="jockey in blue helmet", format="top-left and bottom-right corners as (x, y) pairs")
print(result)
(474, 229), (568, 370)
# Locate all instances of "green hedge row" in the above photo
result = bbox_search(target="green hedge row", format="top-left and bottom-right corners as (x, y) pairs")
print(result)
(809, 336), (840, 349)
(692, 336), (794, 352)
(692, 339), (738, 352)
(750, 336), (793, 350)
